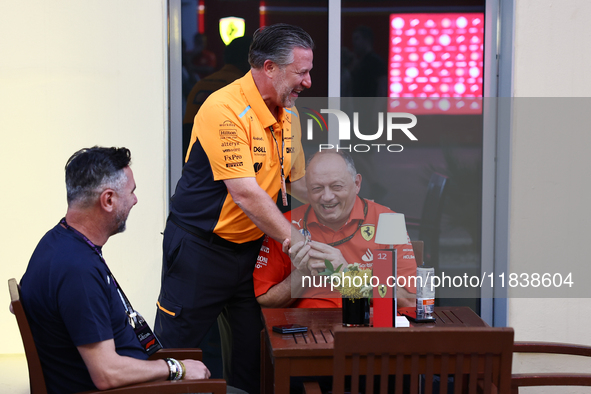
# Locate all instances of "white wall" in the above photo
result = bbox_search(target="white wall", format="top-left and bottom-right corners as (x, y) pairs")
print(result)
(510, 0), (591, 391)
(0, 0), (169, 354)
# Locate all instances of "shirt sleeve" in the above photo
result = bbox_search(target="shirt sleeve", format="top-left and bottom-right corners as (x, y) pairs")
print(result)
(58, 262), (114, 346)
(253, 235), (292, 297)
(193, 100), (255, 181)
(395, 236), (418, 293)
(287, 106), (305, 182)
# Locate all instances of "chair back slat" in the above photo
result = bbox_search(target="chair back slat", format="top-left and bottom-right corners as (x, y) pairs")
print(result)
(424, 353), (434, 394)
(454, 353), (464, 394)
(365, 353), (375, 394)
(440, 353), (449, 394)
(483, 352), (494, 393)
(332, 326), (514, 394)
(394, 354), (404, 394)
(8, 278), (48, 394)
(380, 354), (389, 394)
(468, 353), (478, 393)
(350, 353), (360, 394)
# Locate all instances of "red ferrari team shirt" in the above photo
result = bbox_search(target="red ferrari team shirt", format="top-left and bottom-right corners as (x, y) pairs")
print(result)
(253, 196), (417, 308)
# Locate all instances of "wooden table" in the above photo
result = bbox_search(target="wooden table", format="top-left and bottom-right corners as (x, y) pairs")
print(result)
(261, 306), (488, 394)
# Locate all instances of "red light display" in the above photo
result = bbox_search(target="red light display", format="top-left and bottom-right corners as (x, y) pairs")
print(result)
(388, 13), (484, 114)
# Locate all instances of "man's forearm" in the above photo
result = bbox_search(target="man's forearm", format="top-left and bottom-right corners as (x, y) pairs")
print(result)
(225, 177), (304, 245)
(257, 270), (307, 308)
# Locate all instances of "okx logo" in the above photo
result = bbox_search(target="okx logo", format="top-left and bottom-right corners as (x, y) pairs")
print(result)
(302, 107), (418, 153)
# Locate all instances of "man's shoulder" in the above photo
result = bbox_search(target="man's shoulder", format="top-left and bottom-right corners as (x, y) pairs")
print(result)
(27, 225), (100, 275)
(364, 198), (394, 214)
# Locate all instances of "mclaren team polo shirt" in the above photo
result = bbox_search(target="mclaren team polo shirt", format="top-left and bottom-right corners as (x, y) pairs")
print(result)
(253, 197), (418, 308)
(171, 71), (305, 243)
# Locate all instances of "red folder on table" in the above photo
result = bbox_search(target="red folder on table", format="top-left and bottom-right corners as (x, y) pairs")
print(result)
(372, 248), (396, 327)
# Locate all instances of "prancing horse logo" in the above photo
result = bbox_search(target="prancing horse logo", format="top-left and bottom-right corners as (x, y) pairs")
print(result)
(361, 225), (375, 241)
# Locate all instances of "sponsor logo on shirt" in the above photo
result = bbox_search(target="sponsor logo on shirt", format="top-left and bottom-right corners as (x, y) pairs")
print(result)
(224, 154), (242, 161)
(284, 135), (294, 140)
(223, 148), (241, 153)
(362, 249), (374, 262)
(292, 219), (303, 228)
(256, 255), (268, 268)
(220, 120), (236, 127)
(253, 136), (264, 141)
(221, 141), (239, 147)
(253, 162), (262, 174)
(219, 129), (238, 139)
(260, 245), (270, 254)
(286, 147), (295, 154)
(253, 146), (266, 153)
(226, 162), (243, 168)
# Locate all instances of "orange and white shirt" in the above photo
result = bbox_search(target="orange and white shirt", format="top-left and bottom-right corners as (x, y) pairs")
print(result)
(171, 71), (305, 243)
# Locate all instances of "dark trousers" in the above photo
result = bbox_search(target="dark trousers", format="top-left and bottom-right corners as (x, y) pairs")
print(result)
(155, 219), (264, 394)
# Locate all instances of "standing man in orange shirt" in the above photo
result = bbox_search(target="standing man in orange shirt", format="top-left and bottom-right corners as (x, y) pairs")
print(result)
(155, 24), (313, 394)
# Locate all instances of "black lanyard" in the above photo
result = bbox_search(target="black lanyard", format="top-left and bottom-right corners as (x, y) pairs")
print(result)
(302, 198), (369, 247)
(59, 218), (136, 319)
(270, 125), (288, 206)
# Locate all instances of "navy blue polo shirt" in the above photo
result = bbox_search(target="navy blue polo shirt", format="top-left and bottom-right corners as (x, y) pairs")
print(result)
(20, 223), (147, 394)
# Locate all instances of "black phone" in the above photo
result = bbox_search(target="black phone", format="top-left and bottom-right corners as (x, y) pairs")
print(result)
(272, 324), (308, 334)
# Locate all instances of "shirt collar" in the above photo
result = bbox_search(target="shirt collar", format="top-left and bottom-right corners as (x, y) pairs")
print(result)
(307, 196), (365, 229)
(239, 70), (286, 129)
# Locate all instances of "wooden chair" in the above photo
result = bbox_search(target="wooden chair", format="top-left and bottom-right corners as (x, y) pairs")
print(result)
(8, 278), (226, 394)
(411, 240), (424, 266)
(304, 326), (514, 394)
(511, 341), (591, 392)
(406, 172), (448, 270)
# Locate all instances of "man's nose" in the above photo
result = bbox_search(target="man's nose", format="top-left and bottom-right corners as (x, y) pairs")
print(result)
(302, 72), (312, 89)
(321, 188), (334, 200)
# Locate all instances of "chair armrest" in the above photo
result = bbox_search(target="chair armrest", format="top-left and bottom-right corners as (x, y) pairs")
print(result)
(513, 341), (591, 357)
(512, 341), (591, 392)
(512, 373), (591, 389)
(303, 381), (323, 394)
(149, 348), (203, 361)
(79, 379), (226, 394)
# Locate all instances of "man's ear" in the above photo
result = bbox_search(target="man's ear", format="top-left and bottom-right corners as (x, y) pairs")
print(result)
(354, 173), (362, 194)
(99, 189), (115, 213)
(263, 59), (277, 77)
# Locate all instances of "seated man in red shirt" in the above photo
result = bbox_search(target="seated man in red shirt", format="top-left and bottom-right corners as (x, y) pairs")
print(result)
(254, 150), (417, 308)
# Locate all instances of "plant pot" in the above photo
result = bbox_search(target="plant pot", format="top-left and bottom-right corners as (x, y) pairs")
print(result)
(342, 297), (370, 327)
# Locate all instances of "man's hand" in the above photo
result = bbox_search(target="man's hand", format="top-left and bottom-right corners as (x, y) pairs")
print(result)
(288, 240), (312, 275)
(306, 241), (349, 275)
(181, 359), (211, 380)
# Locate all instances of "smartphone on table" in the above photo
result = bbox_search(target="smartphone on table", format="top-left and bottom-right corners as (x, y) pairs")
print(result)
(272, 324), (308, 334)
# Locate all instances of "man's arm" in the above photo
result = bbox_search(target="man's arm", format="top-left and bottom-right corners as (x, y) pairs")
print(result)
(224, 177), (304, 246)
(257, 240), (312, 308)
(78, 340), (210, 390)
(396, 287), (415, 308)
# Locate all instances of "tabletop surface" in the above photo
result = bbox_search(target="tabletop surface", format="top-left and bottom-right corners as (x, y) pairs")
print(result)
(262, 306), (488, 357)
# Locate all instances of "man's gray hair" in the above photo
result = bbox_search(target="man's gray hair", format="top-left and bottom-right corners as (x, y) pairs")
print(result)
(248, 23), (314, 69)
(306, 150), (357, 179)
(65, 146), (131, 207)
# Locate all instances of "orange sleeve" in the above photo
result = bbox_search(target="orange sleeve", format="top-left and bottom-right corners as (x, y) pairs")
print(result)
(253, 235), (292, 297)
(193, 100), (255, 181)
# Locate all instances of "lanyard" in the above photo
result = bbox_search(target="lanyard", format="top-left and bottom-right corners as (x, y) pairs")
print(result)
(59, 218), (137, 323)
(270, 125), (288, 206)
(302, 198), (369, 247)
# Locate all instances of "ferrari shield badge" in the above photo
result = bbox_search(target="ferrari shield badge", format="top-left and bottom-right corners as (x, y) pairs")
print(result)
(361, 225), (375, 241)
